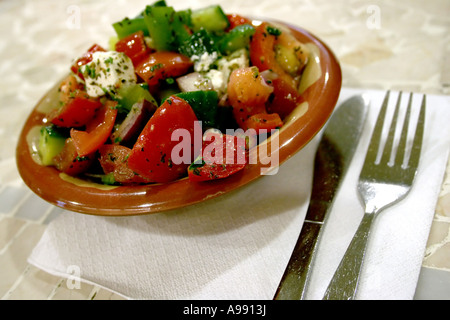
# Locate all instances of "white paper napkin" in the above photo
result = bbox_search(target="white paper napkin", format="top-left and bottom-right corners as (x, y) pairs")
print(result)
(28, 88), (450, 300)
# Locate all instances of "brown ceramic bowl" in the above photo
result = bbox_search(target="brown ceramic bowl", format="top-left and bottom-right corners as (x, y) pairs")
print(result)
(16, 19), (342, 216)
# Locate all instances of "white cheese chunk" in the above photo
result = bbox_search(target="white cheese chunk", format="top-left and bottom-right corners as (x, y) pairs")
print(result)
(81, 51), (137, 98)
(178, 49), (250, 97)
(216, 48), (250, 81)
(204, 48), (250, 96)
(205, 70), (226, 95)
(191, 51), (219, 72)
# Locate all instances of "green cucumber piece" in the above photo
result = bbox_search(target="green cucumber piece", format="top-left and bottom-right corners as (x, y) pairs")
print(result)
(117, 83), (158, 113)
(191, 5), (230, 33)
(218, 24), (255, 55)
(112, 16), (149, 39)
(113, 0), (168, 38)
(143, 6), (191, 51)
(38, 125), (67, 166)
(178, 29), (218, 58)
(148, 0), (167, 8)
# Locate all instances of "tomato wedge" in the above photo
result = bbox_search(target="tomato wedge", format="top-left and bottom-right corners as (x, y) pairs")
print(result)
(98, 144), (151, 184)
(188, 131), (247, 182)
(135, 51), (193, 87)
(53, 138), (95, 176)
(127, 95), (200, 183)
(250, 22), (297, 90)
(266, 78), (305, 120)
(115, 31), (152, 66)
(48, 75), (103, 127)
(250, 22), (309, 121)
(70, 100), (118, 157)
(227, 66), (273, 129)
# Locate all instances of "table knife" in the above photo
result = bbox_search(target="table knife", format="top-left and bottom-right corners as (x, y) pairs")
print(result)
(273, 95), (368, 300)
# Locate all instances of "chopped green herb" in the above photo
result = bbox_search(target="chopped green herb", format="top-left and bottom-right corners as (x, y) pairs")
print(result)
(150, 63), (164, 72)
(104, 57), (114, 65)
(165, 77), (175, 84)
(266, 25), (282, 36)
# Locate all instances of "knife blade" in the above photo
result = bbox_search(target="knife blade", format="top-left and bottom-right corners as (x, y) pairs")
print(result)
(273, 95), (368, 300)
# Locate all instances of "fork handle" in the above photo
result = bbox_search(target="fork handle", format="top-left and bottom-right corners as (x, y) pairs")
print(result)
(322, 212), (375, 300)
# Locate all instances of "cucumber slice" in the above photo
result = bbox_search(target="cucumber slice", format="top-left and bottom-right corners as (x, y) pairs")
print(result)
(218, 24), (255, 55)
(112, 16), (149, 39)
(113, 0), (168, 39)
(143, 6), (191, 51)
(117, 83), (158, 113)
(178, 29), (218, 58)
(191, 5), (230, 33)
(38, 126), (67, 166)
(149, 0), (167, 7)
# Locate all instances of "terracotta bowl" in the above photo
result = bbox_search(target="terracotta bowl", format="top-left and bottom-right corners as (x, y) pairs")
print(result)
(16, 19), (342, 216)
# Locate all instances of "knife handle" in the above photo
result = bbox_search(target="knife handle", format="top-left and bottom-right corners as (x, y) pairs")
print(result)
(273, 221), (322, 300)
(323, 212), (375, 300)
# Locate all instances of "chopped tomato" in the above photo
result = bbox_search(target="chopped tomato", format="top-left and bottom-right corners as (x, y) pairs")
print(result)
(70, 44), (106, 80)
(227, 67), (273, 109)
(266, 77), (305, 119)
(250, 22), (297, 90)
(98, 144), (151, 184)
(226, 14), (252, 31)
(135, 51), (193, 87)
(188, 131), (247, 182)
(70, 100), (118, 157)
(127, 96), (201, 183)
(250, 22), (310, 120)
(244, 112), (283, 132)
(227, 66), (274, 129)
(48, 75), (103, 127)
(53, 138), (95, 176)
(115, 31), (152, 66)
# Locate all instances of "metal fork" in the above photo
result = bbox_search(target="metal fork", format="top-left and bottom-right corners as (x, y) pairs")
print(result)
(323, 91), (426, 300)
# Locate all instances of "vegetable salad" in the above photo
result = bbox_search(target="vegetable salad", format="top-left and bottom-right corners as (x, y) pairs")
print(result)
(38, 0), (309, 184)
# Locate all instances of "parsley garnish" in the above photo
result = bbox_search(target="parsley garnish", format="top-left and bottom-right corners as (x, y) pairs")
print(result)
(266, 26), (282, 36)
(150, 63), (164, 72)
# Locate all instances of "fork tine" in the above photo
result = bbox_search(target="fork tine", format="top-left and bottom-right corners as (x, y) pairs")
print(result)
(380, 91), (402, 165)
(364, 90), (390, 165)
(394, 92), (412, 166)
(407, 95), (426, 169)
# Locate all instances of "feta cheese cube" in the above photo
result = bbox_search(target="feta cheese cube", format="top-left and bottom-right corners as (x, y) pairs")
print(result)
(216, 48), (250, 82)
(81, 51), (137, 98)
(204, 48), (250, 96)
(191, 51), (219, 72)
(206, 70), (226, 95)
